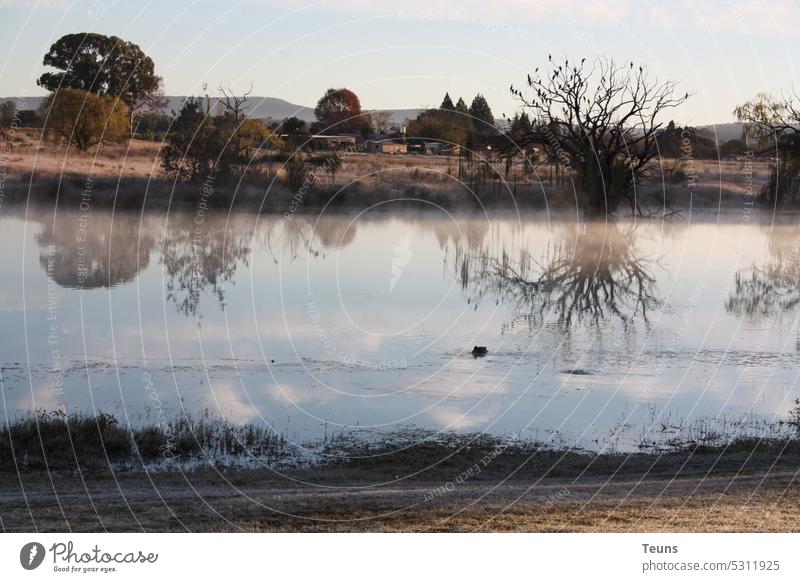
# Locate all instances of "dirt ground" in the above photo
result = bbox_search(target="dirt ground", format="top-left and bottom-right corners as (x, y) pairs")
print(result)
(2, 463), (798, 532)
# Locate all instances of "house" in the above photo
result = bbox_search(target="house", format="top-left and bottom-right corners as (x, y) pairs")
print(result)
(366, 139), (407, 154)
(309, 135), (357, 152)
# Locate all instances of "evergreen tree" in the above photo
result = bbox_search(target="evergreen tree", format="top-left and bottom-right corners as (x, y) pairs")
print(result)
(469, 94), (494, 131)
(440, 92), (455, 111)
(510, 111), (532, 135)
(455, 97), (469, 116)
(518, 111), (532, 132)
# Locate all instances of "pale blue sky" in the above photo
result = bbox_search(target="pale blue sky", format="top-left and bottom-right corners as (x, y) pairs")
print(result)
(1, 0), (798, 124)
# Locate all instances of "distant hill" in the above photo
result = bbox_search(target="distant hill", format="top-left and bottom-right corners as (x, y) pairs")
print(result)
(1, 95), (317, 122)
(696, 122), (745, 144)
(1, 95), (424, 126)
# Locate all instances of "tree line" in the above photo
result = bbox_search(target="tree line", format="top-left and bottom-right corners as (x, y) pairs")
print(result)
(4, 32), (800, 214)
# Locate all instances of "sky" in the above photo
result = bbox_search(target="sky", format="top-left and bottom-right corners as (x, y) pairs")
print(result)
(1, 0), (798, 125)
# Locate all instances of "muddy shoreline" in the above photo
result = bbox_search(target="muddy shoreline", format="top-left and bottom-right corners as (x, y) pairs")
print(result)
(2, 437), (799, 532)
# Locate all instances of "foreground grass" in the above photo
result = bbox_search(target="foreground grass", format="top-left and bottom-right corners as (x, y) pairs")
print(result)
(1, 411), (799, 532)
(1, 466), (798, 532)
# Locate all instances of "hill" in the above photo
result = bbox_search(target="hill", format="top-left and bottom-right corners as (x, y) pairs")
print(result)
(1, 95), (424, 126)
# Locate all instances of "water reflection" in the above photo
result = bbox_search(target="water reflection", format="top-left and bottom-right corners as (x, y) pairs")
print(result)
(3, 205), (797, 451)
(727, 225), (800, 317)
(454, 221), (659, 331)
(36, 212), (155, 289)
(160, 215), (252, 317)
(30, 210), (362, 317)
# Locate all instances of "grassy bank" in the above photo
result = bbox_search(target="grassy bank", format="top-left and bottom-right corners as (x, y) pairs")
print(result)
(3, 410), (799, 477)
(1, 411), (799, 531)
(2, 132), (771, 212)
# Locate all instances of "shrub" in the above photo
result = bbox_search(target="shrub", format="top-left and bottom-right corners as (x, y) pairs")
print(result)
(41, 88), (129, 150)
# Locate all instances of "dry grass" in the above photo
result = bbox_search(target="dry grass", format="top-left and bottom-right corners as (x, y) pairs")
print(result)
(1, 411), (799, 532)
(3, 129), (770, 211)
(1, 468), (797, 532)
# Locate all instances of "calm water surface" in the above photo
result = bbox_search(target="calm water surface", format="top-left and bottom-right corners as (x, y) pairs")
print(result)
(2, 203), (799, 451)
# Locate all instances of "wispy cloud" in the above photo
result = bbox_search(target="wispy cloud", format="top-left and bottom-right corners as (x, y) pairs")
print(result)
(642, 0), (800, 35)
(263, 0), (629, 26)
(263, 0), (798, 35)
(3, 0), (70, 10)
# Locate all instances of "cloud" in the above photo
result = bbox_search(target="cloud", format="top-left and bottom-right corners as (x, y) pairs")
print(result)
(642, 0), (800, 35)
(3, 0), (69, 9)
(263, 0), (798, 35)
(263, 0), (629, 26)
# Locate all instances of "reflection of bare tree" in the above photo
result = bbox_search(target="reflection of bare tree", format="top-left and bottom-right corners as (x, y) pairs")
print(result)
(727, 227), (800, 317)
(456, 222), (659, 330)
(159, 216), (251, 317)
(37, 212), (155, 289)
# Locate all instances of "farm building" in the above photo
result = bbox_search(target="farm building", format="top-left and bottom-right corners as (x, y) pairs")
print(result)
(309, 135), (358, 151)
(366, 139), (407, 154)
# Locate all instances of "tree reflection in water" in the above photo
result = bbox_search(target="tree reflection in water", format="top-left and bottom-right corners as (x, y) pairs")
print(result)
(37, 212), (155, 289)
(159, 215), (252, 317)
(727, 226), (800, 317)
(455, 221), (660, 331)
(159, 213), (357, 317)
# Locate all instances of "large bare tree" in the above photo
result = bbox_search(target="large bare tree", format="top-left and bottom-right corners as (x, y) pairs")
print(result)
(508, 56), (690, 216)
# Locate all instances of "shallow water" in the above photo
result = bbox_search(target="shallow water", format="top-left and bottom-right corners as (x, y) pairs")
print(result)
(1, 202), (799, 452)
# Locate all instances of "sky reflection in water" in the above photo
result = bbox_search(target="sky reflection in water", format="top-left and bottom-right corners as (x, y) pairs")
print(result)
(1, 203), (799, 451)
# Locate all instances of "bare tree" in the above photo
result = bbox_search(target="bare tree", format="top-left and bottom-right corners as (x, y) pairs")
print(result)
(508, 56), (690, 216)
(218, 82), (253, 122)
(370, 110), (393, 134)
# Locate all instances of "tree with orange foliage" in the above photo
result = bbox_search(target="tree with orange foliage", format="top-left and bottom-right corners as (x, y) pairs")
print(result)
(314, 88), (368, 134)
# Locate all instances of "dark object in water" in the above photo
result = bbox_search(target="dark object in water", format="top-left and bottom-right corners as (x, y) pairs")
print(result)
(471, 346), (488, 357)
(561, 368), (594, 375)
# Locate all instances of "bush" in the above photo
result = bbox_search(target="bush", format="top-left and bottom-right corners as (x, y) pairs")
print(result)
(41, 88), (129, 150)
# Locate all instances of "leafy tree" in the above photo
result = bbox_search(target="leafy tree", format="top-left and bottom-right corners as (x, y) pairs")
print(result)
(160, 98), (218, 182)
(654, 123), (717, 159)
(719, 138), (748, 157)
(42, 88), (128, 150)
(735, 91), (800, 205)
(440, 93), (455, 111)
(407, 109), (470, 147)
(133, 111), (172, 139)
(280, 116), (308, 150)
(160, 95), (282, 183)
(37, 33), (163, 130)
(0, 101), (17, 128)
(17, 110), (40, 127)
(506, 111), (533, 142)
(235, 117), (283, 157)
(469, 94), (495, 131)
(314, 88), (365, 133)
